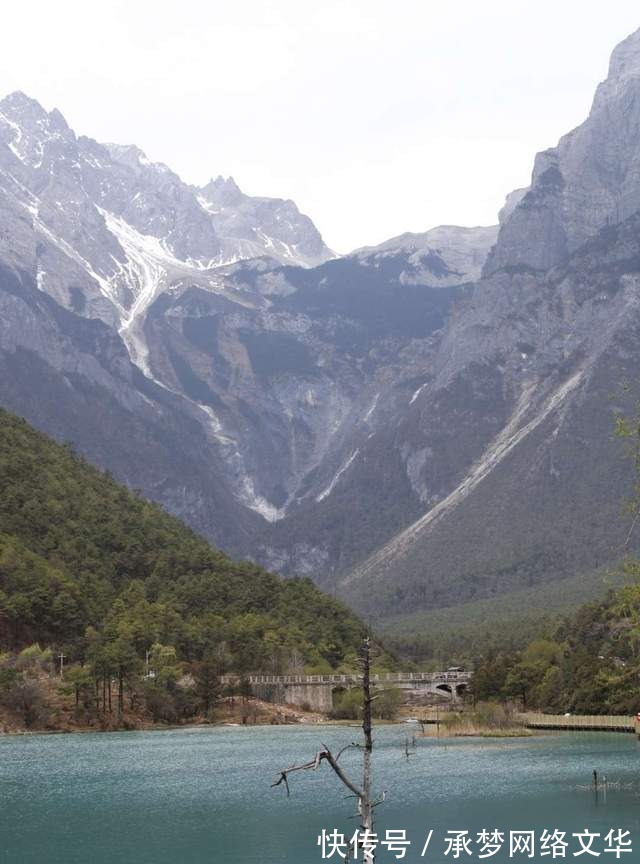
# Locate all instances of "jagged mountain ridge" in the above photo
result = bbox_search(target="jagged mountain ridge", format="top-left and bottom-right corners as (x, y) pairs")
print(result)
(198, 175), (333, 268)
(0, 91), (334, 368)
(2, 29), (640, 633)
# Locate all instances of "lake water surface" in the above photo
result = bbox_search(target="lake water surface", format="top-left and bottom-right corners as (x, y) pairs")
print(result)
(1, 725), (639, 863)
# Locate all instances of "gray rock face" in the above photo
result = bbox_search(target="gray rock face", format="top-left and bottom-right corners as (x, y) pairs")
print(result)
(353, 224), (498, 285)
(498, 188), (528, 224)
(140, 250), (470, 524)
(486, 27), (640, 274)
(198, 176), (335, 267)
(338, 218), (640, 616)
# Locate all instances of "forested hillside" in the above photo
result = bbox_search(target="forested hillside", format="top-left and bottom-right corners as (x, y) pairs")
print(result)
(0, 408), (368, 726)
(472, 565), (640, 715)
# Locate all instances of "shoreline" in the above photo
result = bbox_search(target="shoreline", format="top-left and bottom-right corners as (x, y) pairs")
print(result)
(3, 703), (636, 740)
(0, 715), (417, 738)
(1, 718), (627, 740)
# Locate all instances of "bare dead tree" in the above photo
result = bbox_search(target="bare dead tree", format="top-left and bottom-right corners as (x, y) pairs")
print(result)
(272, 636), (381, 862)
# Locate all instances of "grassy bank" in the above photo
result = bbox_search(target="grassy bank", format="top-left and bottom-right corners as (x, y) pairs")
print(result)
(421, 703), (531, 738)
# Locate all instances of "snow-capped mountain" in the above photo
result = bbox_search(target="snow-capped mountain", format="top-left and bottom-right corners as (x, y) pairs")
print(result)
(0, 91), (334, 368)
(4, 29), (640, 638)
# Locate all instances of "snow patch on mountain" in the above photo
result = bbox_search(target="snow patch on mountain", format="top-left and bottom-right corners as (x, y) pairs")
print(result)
(409, 382), (428, 405)
(197, 404), (284, 522)
(198, 404), (234, 446)
(239, 477), (285, 522)
(97, 209), (240, 372)
(363, 393), (379, 422)
(316, 449), (360, 502)
(0, 111), (27, 163)
(36, 266), (46, 292)
(102, 210), (176, 321)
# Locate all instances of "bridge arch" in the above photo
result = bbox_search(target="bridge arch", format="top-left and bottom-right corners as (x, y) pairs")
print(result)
(221, 670), (472, 711)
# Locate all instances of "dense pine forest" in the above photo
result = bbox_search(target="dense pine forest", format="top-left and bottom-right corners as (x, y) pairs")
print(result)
(0, 408), (368, 727)
(472, 565), (640, 715)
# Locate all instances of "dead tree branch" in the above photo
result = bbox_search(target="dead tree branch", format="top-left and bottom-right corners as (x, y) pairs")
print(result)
(271, 745), (363, 799)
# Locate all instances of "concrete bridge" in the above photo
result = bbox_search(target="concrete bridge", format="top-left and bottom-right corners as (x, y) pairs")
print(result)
(221, 671), (471, 713)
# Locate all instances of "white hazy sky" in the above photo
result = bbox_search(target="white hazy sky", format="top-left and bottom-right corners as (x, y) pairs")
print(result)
(1, 1), (639, 252)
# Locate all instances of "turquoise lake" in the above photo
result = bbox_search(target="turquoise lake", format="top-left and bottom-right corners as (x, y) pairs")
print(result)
(1, 725), (639, 863)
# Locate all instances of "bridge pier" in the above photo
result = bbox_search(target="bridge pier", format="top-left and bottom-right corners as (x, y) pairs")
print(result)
(251, 682), (333, 713)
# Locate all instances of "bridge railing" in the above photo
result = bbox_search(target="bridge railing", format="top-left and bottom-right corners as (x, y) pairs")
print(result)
(220, 671), (471, 686)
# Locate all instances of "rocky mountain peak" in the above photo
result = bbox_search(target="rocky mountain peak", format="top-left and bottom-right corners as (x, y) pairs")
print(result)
(200, 175), (244, 208)
(197, 175), (335, 268)
(485, 27), (640, 276)
(0, 92), (72, 140)
(595, 26), (640, 103)
(0, 92), (74, 165)
(4, 27), (640, 640)
(0, 87), (338, 380)
(0, 90), (49, 121)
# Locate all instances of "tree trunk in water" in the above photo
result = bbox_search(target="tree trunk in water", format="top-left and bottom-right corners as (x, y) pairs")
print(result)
(272, 634), (378, 864)
(359, 636), (374, 861)
(118, 668), (124, 716)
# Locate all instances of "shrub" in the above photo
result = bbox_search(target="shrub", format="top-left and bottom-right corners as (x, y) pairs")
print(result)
(329, 688), (362, 720)
(374, 687), (403, 720)
(3, 679), (49, 727)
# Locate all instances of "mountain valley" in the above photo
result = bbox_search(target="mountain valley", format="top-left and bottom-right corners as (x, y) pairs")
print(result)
(3, 29), (640, 646)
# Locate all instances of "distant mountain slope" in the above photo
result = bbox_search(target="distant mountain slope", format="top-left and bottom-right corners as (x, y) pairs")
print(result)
(353, 224), (498, 286)
(0, 89), (500, 554)
(0, 406), (365, 669)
